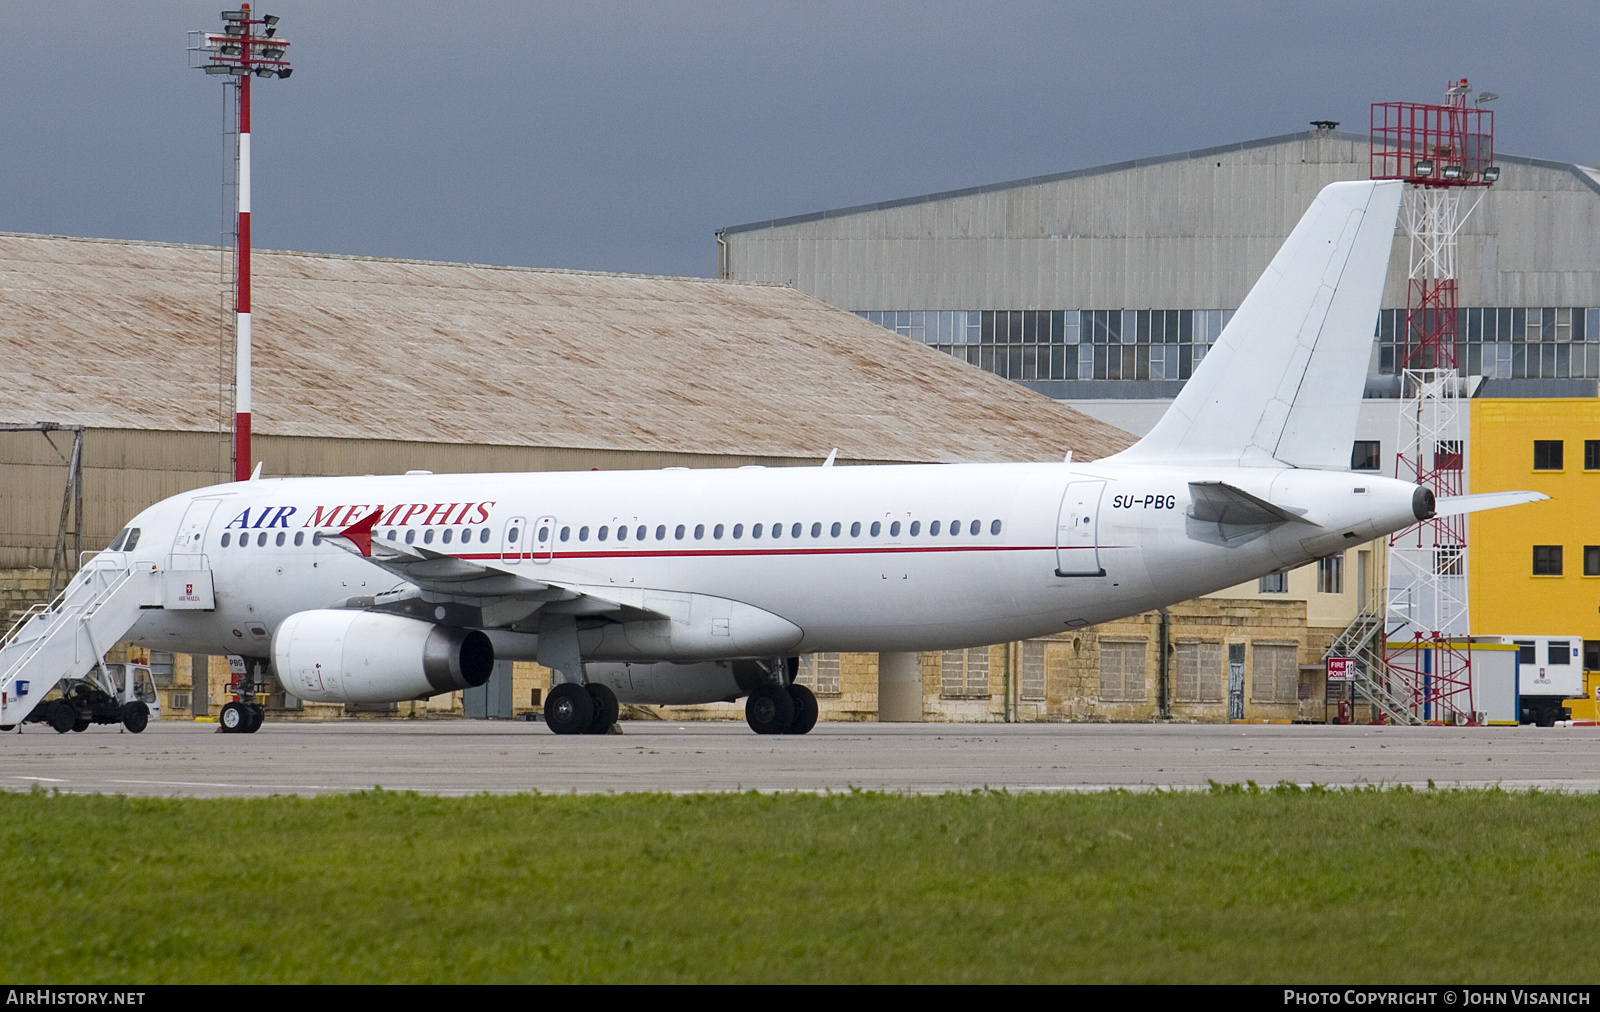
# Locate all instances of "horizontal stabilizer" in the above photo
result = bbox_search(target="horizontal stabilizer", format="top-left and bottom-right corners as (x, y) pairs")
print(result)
(1433, 490), (1549, 517)
(1188, 481), (1317, 527)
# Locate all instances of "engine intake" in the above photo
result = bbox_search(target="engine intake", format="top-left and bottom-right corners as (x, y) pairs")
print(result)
(272, 610), (493, 704)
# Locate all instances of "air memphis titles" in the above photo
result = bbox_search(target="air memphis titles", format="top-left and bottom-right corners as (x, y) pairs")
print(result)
(222, 502), (497, 531)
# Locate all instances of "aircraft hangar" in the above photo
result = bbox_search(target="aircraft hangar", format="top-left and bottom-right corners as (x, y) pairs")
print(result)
(718, 124), (1600, 722)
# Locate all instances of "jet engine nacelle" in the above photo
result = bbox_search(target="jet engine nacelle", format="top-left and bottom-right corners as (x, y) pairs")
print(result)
(272, 610), (494, 704)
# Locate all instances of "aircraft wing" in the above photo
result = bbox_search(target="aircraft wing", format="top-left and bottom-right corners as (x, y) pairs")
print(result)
(1433, 490), (1550, 517)
(323, 509), (664, 627)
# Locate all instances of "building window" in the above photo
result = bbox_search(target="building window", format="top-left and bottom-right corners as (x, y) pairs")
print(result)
(1533, 545), (1564, 576)
(1259, 572), (1288, 593)
(1586, 440), (1600, 470)
(1435, 440), (1463, 471)
(1585, 641), (1600, 671)
(1175, 641), (1223, 703)
(1585, 546), (1600, 577)
(1251, 643), (1300, 704)
(1098, 640), (1147, 702)
(1435, 546), (1464, 576)
(1534, 440), (1564, 470)
(1019, 641), (1046, 702)
(1351, 440), (1381, 471)
(1316, 555), (1344, 594)
(796, 654), (841, 697)
(940, 648), (990, 699)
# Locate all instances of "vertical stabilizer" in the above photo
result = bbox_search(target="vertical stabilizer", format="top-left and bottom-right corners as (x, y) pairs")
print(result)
(1111, 180), (1403, 468)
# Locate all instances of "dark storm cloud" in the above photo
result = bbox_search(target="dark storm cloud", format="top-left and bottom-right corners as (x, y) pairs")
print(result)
(1, 1), (1592, 277)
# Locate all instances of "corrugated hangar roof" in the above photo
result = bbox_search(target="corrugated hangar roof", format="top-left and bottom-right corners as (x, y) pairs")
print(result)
(0, 233), (1133, 464)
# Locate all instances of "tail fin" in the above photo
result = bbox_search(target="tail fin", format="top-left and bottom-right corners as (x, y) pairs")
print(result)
(1111, 180), (1403, 468)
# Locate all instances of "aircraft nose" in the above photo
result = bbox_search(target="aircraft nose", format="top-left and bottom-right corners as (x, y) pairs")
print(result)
(1412, 486), (1436, 521)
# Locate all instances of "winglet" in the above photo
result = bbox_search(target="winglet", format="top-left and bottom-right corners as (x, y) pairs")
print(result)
(822, 448), (838, 467)
(336, 509), (383, 557)
(249, 461), (263, 481)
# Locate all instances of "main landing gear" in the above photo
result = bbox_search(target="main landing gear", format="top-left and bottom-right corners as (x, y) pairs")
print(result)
(745, 683), (818, 735)
(218, 701), (264, 734)
(544, 682), (620, 736)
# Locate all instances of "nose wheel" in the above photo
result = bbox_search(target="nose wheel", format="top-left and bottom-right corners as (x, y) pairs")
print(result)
(219, 701), (263, 734)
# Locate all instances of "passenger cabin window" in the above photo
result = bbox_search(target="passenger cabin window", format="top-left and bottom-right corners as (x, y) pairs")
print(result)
(257, 532), (268, 547)
(850, 522), (861, 537)
(423, 530), (434, 544)
(870, 521), (881, 536)
(990, 520), (1002, 535)
(442, 529), (453, 544)
(636, 526), (646, 540)
(1534, 440), (1564, 470)
(792, 523), (803, 538)
(732, 524), (743, 539)
(910, 521), (921, 536)
(275, 532), (286, 547)
(890, 521), (901, 536)
(616, 526), (626, 541)
(560, 527), (571, 541)
(713, 524), (724, 539)
(675, 525), (686, 540)
(598, 526), (609, 541)
(695, 524), (705, 540)
(930, 521), (941, 535)
(405, 530), (416, 545)
(810, 523), (822, 538)
(752, 524), (762, 539)
(578, 527), (589, 542)
(220, 532), (231, 547)
(294, 532), (305, 546)
(656, 525), (666, 540)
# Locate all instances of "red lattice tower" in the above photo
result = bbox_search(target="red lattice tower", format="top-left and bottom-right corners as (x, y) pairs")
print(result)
(1370, 79), (1496, 723)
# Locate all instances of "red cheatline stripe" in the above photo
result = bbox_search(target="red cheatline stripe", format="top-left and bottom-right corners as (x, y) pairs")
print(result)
(364, 544), (1120, 561)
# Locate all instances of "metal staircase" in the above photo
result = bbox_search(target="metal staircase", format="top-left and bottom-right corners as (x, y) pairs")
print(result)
(0, 554), (156, 728)
(1326, 589), (1420, 726)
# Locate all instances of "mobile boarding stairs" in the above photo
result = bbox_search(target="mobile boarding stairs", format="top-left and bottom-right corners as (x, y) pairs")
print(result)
(0, 552), (174, 733)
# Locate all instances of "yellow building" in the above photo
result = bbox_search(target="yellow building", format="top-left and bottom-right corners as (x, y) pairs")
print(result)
(1470, 398), (1600, 672)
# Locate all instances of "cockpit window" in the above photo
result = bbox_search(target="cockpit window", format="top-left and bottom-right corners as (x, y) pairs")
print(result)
(107, 529), (129, 552)
(122, 528), (141, 551)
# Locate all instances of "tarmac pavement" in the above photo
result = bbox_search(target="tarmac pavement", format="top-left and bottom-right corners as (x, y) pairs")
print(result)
(4, 718), (1599, 796)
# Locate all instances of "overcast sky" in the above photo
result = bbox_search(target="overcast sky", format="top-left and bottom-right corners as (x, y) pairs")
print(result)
(2, 2), (1593, 278)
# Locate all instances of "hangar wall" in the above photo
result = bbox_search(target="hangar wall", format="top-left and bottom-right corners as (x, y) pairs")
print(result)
(720, 130), (1600, 312)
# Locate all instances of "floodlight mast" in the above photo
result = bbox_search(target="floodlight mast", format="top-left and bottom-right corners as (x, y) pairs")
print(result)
(1367, 78), (1497, 725)
(191, 6), (292, 483)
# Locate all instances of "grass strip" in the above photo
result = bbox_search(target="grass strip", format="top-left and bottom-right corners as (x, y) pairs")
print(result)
(3, 784), (1599, 983)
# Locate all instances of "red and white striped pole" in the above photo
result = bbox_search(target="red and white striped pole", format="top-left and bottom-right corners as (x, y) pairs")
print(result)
(192, 6), (291, 483)
(235, 66), (253, 483)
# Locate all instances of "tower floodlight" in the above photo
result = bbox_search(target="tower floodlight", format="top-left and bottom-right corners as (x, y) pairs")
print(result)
(189, 4), (293, 483)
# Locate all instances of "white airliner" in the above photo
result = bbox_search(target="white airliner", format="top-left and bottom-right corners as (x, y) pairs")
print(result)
(0, 180), (1544, 736)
